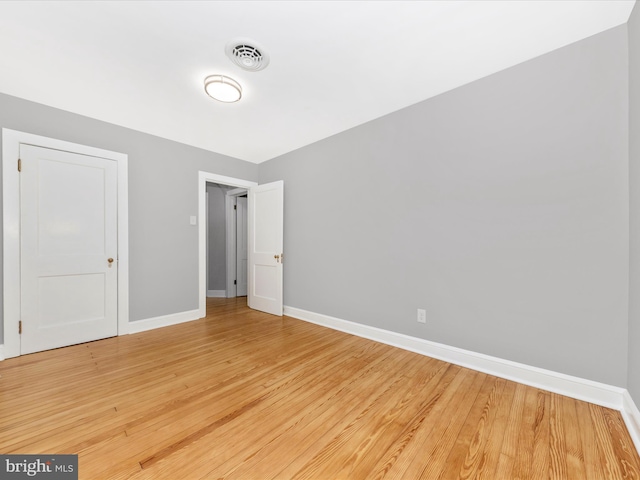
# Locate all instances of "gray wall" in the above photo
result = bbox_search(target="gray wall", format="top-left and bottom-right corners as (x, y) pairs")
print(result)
(207, 183), (228, 291)
(0, 20), (635, 394)
(259, 26), (630, 386)
(629, 3), (640, 403)
(0, 92), (259, 345)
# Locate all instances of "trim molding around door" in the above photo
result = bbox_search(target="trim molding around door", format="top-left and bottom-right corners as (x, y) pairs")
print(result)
(2, 128), (130, 359)
(198, 172), (257, 318)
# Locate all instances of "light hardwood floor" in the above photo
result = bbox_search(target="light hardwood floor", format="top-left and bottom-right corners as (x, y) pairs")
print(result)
(1, 297), (639, 479)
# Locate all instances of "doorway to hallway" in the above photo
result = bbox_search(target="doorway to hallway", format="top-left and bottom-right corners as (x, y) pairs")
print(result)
(206, 183), (248, 299)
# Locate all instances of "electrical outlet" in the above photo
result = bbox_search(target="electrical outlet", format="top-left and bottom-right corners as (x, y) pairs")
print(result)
(417, 308), (427, 324)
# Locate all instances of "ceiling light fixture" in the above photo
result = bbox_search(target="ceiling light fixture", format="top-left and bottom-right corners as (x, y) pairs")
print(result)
(204, 75), (242, 103)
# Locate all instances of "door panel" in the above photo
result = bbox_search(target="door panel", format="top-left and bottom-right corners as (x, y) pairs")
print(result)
(20, 144), (118, 354)
(37, 159), (106, 255)
(254, 265), (277, 299)
(38, 274), (106, 326)
(248, 181), (283, 316)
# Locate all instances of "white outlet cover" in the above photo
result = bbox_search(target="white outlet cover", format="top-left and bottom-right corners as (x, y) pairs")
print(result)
(190, 215), (197, 225)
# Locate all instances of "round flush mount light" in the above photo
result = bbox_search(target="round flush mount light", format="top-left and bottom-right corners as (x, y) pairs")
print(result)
(204, 75), (242, 103)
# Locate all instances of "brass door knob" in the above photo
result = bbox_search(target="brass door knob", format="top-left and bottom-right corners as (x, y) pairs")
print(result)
(108, 258), (114, 264)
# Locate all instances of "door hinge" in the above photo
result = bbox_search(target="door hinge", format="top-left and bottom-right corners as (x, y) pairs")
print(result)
(18, 320), (22, 334)
(17, 158), (21, 172)
(234, 279), (237, 285)
(234, 205), (237, 210)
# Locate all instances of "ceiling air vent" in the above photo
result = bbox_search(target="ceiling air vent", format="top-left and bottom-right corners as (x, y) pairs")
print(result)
(225, 38), (270, 72)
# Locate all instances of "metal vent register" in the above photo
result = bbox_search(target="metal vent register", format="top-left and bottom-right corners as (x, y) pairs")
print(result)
(225, 39), (270, 72)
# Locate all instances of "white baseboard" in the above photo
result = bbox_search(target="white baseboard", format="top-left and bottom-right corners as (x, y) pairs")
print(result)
(207, 290), (227, 298)
(0, 309), (203, 361)
(128, 308), (202, 335)
(284, 305), (640, 455)
(0, 311), (204, 358)
(283, 306), (627, 411)
(622, 390), (640, 454)
(2, 302), (638, 455)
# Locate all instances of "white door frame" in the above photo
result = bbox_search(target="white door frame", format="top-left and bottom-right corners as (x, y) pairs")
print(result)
(2, 128), (129, 359)
(198, 172), (257, 317)
(225, 188), (248, 298)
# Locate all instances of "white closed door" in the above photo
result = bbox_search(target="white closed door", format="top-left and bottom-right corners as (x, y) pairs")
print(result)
(248, 181), (283, 316)
(20, 144), (118, 355)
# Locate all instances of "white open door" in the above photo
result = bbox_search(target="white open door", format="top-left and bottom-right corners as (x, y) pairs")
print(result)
(20, 144), (118, 354)
(248, 181), (283, 316)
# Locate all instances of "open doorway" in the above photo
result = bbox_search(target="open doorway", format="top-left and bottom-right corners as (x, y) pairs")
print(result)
(198, 171), (283, 319)
(205, 183), (247, 299)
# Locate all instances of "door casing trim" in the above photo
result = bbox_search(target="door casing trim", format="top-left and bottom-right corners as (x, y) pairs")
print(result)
(198, 172), (257, 318)
(2, 128), (129, 358)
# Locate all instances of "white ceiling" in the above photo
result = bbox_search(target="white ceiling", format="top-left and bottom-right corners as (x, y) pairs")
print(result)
(0, 1), (635, 163)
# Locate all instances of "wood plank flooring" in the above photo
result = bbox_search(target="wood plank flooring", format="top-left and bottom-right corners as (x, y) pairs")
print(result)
(1, 297), (638, 479)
